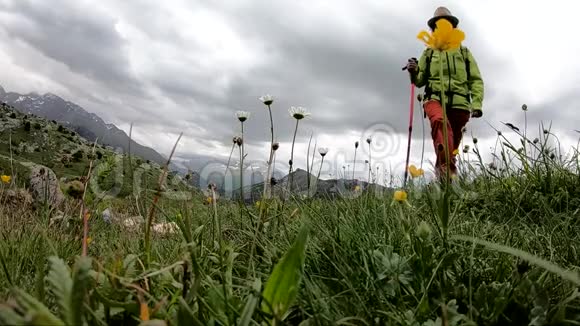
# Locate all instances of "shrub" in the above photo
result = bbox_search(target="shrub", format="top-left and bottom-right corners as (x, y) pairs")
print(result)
(9, 112), (16, 118)
(23, 121), (31, 132)
(57, 125), (64, 132)
(33, 123), (41, 130)
(72, 150), (84, 162)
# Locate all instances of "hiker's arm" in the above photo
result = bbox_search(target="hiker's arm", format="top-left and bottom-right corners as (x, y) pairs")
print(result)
(410, 49), (428, 87)
(466, 49), (484, 111)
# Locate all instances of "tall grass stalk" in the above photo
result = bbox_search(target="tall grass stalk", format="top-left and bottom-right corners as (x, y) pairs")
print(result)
(143, 132), (182, 267)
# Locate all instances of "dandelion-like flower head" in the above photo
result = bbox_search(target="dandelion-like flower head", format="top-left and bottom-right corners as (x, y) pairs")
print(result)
(259, 94), (274, 105)
(417, 19), (465, 51)
(235, 111), (250, 122)
(289, 106), (311, 120)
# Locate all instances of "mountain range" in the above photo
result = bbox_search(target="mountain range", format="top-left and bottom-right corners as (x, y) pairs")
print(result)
(0, 85), (167, 166)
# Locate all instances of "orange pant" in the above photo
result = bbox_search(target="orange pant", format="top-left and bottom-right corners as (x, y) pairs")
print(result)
(423, 100), (470, 176)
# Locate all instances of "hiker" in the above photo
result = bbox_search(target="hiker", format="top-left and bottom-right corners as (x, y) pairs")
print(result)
(405, 6), (484, 180)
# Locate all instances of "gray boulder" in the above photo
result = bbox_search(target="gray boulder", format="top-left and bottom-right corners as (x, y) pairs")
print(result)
(29, 165), (64, 207)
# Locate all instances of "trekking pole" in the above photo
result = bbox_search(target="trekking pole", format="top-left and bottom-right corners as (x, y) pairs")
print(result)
(402, 62), (416, 188)
(403, 83), (415, 188)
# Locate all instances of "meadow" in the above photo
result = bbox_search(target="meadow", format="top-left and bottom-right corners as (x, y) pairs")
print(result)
(1, 93), (580, 326)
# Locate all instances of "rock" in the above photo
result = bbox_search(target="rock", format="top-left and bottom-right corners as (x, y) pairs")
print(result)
(29, 165), (64, 208)
(152, 222), (179, 236)
(122, 216), (144, 231)
(2, 189), (33, 209)
(101, 208), (112, 223)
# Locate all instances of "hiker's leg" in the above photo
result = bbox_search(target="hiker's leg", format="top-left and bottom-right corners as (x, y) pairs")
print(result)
(447, 108), (471, 174)
(424, 100), (453, 177)
(448, 109), (471, 151)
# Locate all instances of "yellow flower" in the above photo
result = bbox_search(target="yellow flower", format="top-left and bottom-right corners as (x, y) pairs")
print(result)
(354, 185), (361, 191)
(408, 165), (424, 178)
(417, 18), (465, 51)
(393, 190), (408, 202)
(86, 237), (93, 245)
(1, 175), (11, 184)
(452, 149), (459, 155)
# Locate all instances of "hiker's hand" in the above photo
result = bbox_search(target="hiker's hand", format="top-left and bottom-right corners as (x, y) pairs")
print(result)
(471, 109), (482, 118)
(406, 58), (418, 73)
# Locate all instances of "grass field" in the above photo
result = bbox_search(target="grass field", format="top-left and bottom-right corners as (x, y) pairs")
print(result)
(1, 125), (580, 325)
(2, 101), (580, 325)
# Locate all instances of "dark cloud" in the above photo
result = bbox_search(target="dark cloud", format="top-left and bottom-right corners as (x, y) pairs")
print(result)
(0, 0), (142, 95)
(0, 0), (575, 177)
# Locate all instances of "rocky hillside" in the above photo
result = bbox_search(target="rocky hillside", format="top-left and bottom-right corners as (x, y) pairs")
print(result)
(0, 103), (188, 204)
(0, 85), (166, 165)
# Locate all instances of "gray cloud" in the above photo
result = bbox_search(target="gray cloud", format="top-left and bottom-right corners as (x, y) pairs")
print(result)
(0, 0), (576, 178)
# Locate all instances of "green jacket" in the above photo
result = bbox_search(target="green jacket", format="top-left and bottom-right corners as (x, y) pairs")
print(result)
(411, 46), (484, 112)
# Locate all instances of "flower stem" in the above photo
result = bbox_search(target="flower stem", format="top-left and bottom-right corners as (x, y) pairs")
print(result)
(368, 144), (371, 184)
(438, 51), (451, 248)
(353, 147), (357, 181)
(438, 52), (451, 183)
(288, 119), (300, 193)
(316, 156), (325, 190)
(263, 104), (275, 200)
(240, 122), (245, 203)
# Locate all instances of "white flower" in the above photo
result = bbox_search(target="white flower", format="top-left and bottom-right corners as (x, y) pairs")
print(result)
(259, 94), (274, 105)
(289, 106), (310, 120)
(236, 110), (250, 122)
(318, 147), (328, 156)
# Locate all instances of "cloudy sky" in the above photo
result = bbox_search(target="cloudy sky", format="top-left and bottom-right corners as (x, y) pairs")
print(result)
(0, 0), (579, 183)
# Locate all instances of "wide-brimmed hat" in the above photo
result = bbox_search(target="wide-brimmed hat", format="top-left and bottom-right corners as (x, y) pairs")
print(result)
(427, 6), (459, 30)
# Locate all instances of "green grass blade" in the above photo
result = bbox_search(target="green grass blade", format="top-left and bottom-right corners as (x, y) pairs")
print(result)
(239, 278), (262, 326)
(46, 256), (73, 324)
(0, 304), (26, 325)
(452, 235), (580, 286)
(70, 256), (92, 326)
(12, 288), (65, 326)
(261, 223), (310, 321)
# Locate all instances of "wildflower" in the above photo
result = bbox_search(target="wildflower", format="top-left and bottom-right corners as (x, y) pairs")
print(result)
(417, 18), (465, 51)
(550, 153), (556, 160)
(355, 141), (359, 149)
(366, 137), (372, 144)
(543, 129), (549, 135)
(234, 136), (243, 147)
(416, 221), (432, 241)
(86, 237), (93, 245)
(272, 142), (279, 151)
(533, 138), (539, 144)
(463, 145), (470, 153)
(473, 137), (478, 144)
(259, 94), (274, 106)
(393, 190), (408, 202)
(204, 196), (212, 205)
(235, 110), (250, 122)
(354, 185), (361, 191)
(318, 147), (328, 156)
(1, 175), (10, 184)
(452, 149), (459, 155)
(522, 104), (528, 111)
(408, 165), (424, 178)
(289, 106), (310, 120)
